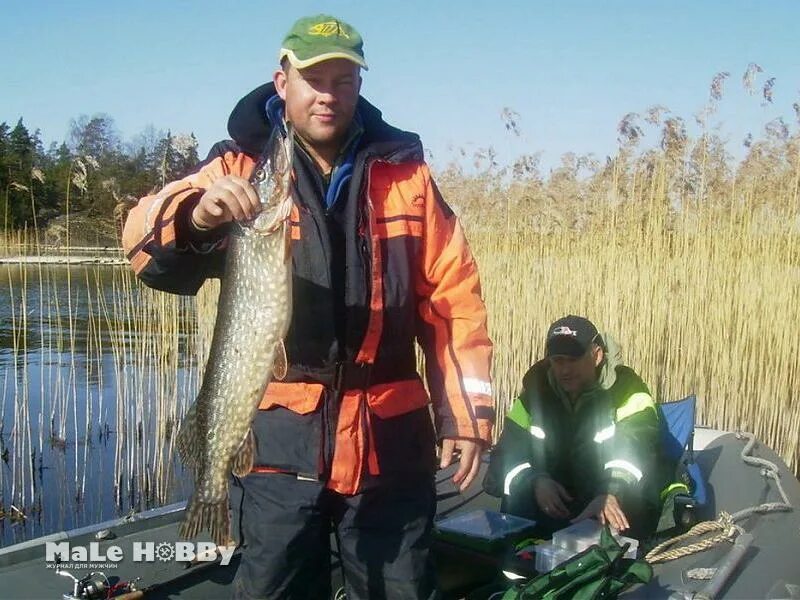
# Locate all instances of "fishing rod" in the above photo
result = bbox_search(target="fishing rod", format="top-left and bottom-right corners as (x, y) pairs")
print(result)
(54, 545), (237, 599)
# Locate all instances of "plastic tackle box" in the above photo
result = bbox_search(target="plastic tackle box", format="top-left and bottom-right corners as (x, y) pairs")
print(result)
(434, 509), (538, 553)
(551, 519), (638, 558)
(533, 542), (574, 573)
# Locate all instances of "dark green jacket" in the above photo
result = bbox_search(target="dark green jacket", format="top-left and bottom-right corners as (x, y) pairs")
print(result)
(484, 338), (661, 510)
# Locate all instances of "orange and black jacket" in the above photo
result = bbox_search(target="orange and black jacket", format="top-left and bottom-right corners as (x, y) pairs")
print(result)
(122, 83), (494, 495)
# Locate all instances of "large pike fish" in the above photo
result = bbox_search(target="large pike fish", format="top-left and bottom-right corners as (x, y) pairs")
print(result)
(176, 127), (294, 546)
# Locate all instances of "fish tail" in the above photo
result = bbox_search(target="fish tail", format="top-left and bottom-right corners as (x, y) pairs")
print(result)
(231, 429), (255, 478)
(179, 496), (233, 547)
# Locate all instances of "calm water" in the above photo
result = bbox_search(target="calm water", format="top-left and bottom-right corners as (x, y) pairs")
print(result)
(0, 263), (201, 547)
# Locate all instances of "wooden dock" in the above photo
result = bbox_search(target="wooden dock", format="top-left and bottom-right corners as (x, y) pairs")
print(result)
(0, 246), (126, 265)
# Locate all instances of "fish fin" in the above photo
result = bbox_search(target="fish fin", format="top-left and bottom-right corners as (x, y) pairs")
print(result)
(176, 403), (201, 470)
(231, 430), (255, 478)
(282, 218), (292, 264)
(179, 496), (232, 547)
(273, 340), (288, 380)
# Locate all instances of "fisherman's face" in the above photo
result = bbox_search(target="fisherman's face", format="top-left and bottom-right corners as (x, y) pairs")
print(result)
(274, 59), (361, 157)
(549, 344), (603, 397)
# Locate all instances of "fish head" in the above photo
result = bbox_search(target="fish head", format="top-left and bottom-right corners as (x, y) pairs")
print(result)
(248, 125), (295, 235)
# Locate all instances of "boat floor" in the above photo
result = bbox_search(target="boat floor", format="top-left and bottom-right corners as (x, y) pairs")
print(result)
(1, 432), (799, 599)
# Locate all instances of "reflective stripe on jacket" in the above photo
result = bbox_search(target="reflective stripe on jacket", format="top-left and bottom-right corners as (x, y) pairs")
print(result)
(122, 85), (493, 495)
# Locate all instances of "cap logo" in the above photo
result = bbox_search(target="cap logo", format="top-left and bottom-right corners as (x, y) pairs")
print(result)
(308, 21), (350, 38)
(551, 326), (578, 337)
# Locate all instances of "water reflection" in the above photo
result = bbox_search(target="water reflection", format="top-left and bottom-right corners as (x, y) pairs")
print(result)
(0, 264), (204, 547)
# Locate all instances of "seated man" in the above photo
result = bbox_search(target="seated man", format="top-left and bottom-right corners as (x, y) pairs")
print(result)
(484, 315), (665, 540)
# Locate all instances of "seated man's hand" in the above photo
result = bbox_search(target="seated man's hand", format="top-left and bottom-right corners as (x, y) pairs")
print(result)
(533, 477), (573, 519)
(572, 494), (630, 531)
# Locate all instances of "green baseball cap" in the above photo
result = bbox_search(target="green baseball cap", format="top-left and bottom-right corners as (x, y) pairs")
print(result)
(279, 14), (368, 70)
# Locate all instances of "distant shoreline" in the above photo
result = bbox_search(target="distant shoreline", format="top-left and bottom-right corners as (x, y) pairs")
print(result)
(0, 248), (126, 265)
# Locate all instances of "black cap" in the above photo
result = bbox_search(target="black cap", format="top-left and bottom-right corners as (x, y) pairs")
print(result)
(545, 315), (603, 358)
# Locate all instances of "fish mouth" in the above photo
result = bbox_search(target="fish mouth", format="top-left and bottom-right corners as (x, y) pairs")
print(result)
(247, 124), (295, 235)
(251, 194), (293, 234)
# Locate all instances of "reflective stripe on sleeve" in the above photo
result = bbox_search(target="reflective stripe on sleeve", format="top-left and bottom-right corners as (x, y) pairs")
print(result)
(144, 194), (166, 236)
(463, 377), (492, 396)
(593, 423), (616, 443)
(616, 391), (656, 421)
(604, 459), (643, 482)
(504, 462), (532, 495)
(529, 425), (546, 439)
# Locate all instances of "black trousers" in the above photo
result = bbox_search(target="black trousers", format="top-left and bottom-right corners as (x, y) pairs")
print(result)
(231, 472), (438, 600)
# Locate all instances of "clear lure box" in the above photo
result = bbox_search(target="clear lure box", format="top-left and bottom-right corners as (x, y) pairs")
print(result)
(551, 519), (639, 558)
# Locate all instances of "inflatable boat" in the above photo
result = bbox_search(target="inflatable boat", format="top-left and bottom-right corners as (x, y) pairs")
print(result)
(1, 423), (798, 599)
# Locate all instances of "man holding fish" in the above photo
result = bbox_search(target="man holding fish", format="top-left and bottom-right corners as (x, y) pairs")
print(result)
(122, 13), (493, 600)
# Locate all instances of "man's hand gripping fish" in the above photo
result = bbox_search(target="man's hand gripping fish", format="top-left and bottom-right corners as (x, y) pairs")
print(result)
(176, 126), (294, 546)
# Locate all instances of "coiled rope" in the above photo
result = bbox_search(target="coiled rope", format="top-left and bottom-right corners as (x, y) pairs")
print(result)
(645, 431), (793, 564)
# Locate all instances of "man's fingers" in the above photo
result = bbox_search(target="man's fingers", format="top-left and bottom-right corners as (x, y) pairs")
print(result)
(215, 184), (253, 221)
(228, 175), (261, 214)
(602, 496), (629, 531)
(611, 507), (629, 531)
(196, 193), (233, 225)
(439, 438), (455, 469)
(200, 177), (260, 223)
(452, 461), (468, 485)
(547, 491), (569, 516)
(226, 181), (260, 220)
(221, 194), (247, 221)
(456, 444), (481, 492)
(596, 498), (629, 531)
(208, 202), (223, 217)
(605, 510), (622, 531)
(237, 177), (262, 217)
(193, 175), (265, 229)
(536, 480), (571, 519)
(441, 440), (482, 492)
(555, 482), (574, 502)
(192, 195), (223, 226)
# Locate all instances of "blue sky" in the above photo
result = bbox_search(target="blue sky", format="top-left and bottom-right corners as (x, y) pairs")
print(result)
(2, 1), (798, 171)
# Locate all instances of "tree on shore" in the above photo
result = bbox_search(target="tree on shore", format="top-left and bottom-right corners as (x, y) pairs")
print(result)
(0, 115), (199, 233)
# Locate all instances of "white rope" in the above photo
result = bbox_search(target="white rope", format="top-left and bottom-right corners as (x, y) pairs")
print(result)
(646, 431), (794, 565)
(729, 431), (793, 520)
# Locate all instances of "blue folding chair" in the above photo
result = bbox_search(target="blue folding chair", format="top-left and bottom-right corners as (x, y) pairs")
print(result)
(657, 394), (707, 530)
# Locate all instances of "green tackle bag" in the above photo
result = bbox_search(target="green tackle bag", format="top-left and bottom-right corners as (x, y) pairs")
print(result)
(501, 525), (653, 600)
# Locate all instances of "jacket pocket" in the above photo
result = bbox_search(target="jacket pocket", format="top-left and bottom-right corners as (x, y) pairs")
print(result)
(251, 406), (323, 475)
(258, 381), (324, 414)
(367, 379), (429, 418)
(252, 382), (326, 474)
(369, 406), (437, 477)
